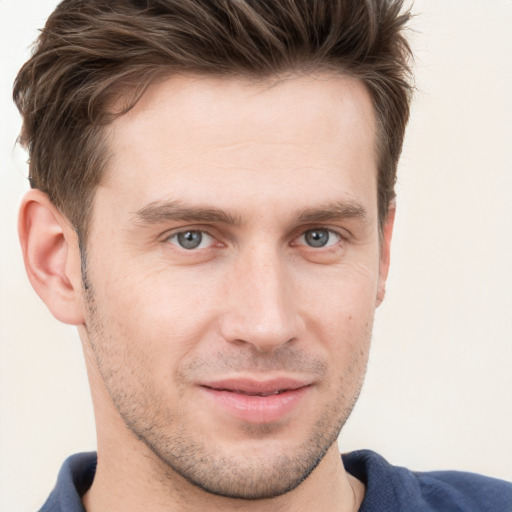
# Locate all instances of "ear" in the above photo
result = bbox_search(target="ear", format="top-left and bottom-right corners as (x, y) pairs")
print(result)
(376, 202), (395, 307)
(18, 189), (85, 325)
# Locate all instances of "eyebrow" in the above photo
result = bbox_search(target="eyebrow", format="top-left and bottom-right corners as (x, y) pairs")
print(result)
(296, 200), (368, 224)
(132, 200), (241, 226)
(132, 199), (368, 227)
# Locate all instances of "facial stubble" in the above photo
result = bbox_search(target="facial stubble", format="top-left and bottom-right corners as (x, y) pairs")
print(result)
(80, 251), (369, 500)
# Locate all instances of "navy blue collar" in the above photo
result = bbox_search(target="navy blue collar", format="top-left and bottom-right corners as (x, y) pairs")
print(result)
(39, 450), (512, 511)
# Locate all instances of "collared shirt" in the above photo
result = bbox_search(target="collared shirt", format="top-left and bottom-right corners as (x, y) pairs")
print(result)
(39, 450), (512, 511)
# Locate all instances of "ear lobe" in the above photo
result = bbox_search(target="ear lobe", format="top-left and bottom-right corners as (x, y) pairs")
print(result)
(376, 203), (396, 307)
(18, 189), (85, 325)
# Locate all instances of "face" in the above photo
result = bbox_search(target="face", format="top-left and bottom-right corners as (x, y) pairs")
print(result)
(80, 73), (390, 499)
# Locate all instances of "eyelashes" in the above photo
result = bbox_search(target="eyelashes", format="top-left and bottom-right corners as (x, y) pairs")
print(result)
(294, 228), (341, 249)
(167, 230), (215, 250)
(165, 227), (345, 253)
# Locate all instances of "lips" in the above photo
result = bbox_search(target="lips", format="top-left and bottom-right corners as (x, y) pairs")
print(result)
(217, 388), (285, 397)
(198, 378), (311, 424)
(201, 377), (309, 396)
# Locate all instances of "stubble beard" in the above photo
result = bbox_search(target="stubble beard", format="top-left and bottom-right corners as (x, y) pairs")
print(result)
(81, 265), (369, 500)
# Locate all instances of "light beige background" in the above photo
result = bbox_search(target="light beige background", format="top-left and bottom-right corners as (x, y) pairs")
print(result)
(1, 1), (511, 510)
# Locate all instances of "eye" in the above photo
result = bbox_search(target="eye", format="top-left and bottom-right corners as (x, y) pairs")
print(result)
(167, 230), (214, 250)
(297, 228), (341, 248)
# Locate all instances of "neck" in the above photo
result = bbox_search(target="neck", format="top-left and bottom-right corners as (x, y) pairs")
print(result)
(81, 343), (365, 512)
(82, 438), (364, 512)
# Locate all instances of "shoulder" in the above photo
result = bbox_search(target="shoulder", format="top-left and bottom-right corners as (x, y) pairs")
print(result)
(39, 452), (97, 512)
(342, 450), (512, 512)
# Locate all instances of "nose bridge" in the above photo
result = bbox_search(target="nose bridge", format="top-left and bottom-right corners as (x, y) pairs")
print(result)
(221, 242), (301, 352)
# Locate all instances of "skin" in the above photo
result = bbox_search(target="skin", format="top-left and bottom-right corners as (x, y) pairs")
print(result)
(19, 73), (394, 511)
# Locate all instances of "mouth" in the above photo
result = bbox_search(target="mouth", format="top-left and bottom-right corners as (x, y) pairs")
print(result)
(198, 378), (312, 424)
(201, 377), (310, 395)
(211, 388), (288, 397)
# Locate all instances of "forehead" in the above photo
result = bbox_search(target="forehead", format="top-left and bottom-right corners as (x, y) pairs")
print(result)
(108, 72), (375, 153)
(97, 73), (377, 221)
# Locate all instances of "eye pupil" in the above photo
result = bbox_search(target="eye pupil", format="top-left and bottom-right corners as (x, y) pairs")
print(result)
(177, 231), (202, 249)
(305, 229), (329, 248)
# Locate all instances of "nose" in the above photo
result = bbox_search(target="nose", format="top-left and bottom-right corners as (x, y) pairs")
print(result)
(219, 246), (304, 353)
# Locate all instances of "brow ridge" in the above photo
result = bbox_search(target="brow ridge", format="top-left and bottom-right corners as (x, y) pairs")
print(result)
(296, 201), (368, 223)
(132, 198), (367, 227)
(132, 200), (241, 225)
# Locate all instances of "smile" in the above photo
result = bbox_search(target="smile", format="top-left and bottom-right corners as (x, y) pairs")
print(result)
(199, 378), (312, 424)
(227, 389), (286, 397)
(208, 387), (288, 397)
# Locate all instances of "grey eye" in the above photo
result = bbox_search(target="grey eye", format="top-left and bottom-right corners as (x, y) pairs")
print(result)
(304, 229), (330, 247)
(169, 230), (213, 250)
(299, 228), (340, 248)
(178, 231), (202, 249)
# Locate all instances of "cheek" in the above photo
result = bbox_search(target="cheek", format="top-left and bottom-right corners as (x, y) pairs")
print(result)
(95, 264), (220, 369)
(300, 259), (379, 332)
(298, 261), (377, 388)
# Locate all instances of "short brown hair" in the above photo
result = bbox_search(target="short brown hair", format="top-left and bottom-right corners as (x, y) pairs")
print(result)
(14, 0), (413, 240)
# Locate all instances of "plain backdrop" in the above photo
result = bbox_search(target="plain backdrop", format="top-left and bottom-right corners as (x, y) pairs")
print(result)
(1, 1), (511, 510)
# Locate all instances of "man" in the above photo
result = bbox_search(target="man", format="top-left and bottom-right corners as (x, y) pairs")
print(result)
(11, 0), (512, 511)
